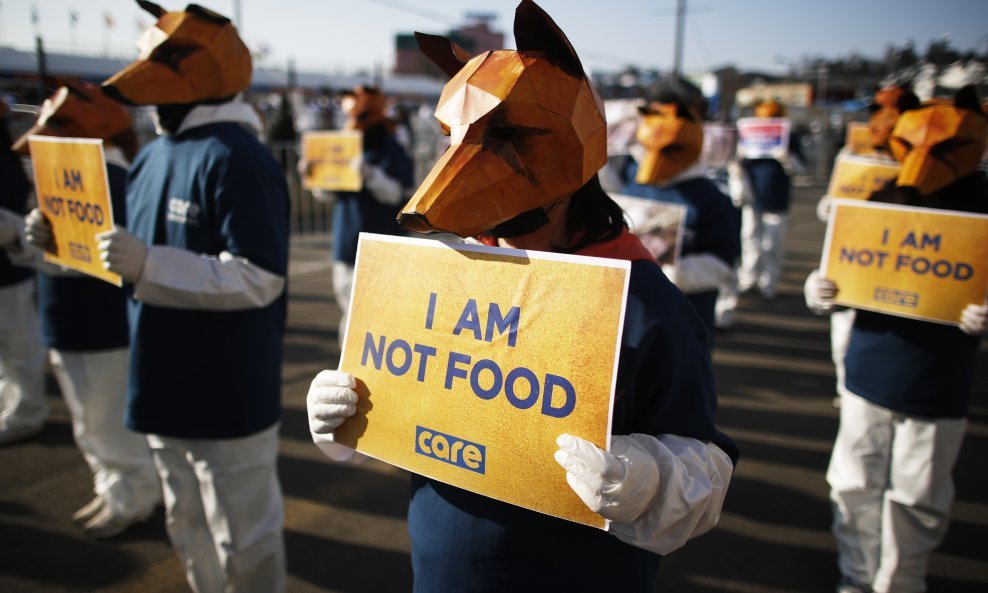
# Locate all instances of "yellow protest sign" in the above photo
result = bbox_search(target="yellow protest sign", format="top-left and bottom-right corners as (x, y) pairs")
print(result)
(825, 152), (900, 200)
(28, 136), (120, 286)
(821, 199), (988, 324)
(336, 233), (630, 529)
(301, 130), (363, 191)
(844, 121), (873, 156)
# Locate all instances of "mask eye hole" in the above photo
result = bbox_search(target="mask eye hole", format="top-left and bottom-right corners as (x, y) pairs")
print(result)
(488, 126), (516, 142)
(661, 144), (685, 156)
(892, 137), (913, 153)
(151, 44), (197, 73)
(930, 138), (972, 160)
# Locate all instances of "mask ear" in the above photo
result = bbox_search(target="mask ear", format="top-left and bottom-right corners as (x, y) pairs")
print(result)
(954, 84), (984, 116)
(414, 32), (471, 79)
(513, 0), (584, 75)
(136, 0), (167, 18)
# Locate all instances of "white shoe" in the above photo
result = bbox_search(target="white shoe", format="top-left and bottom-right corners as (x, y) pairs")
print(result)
(72, 496), (106, 525)
(82, 505), (155, 539)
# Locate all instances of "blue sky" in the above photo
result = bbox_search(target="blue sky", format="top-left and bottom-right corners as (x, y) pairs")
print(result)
(2, 0), (986, 75)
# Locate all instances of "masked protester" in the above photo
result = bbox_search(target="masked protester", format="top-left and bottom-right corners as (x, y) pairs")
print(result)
(306, 2), (738, 590)
(326, 85), (413, 341)
(2, 82), (162, 538)
(729, 98), (801, 298)
(616, 85), (740, 339)
(0, 99), (46, 446)
(805, 85), (988, 593)
(98, 2), (289, 591)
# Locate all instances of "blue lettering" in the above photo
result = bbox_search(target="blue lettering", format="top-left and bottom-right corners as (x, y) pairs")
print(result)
(505, 367), (539, 410)
(385, 339), (412, 376)
(900, 232), (941, 251)
(412, 344), (436, 382)
(485, 303), (520, 347)
(361, 332), (386, 369)
(425, 292), (437, 330)
(445, 351), (471, 389)
(469, 359), (502, 400)
(542, 374), (576, 418)
(415, 426), (486, 474)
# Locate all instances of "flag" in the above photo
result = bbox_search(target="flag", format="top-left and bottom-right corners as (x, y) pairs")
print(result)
(104, 12), (115, 29)
(69, 9), (79, 28)
(31, 4), (38, 26)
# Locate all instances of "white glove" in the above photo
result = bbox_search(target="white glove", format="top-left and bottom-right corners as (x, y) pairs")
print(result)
(24, 208), (52, 250)
(361, 163), (404, 206)
(804, 269), (838, 313)
(96, 225), (148, 283)
(555, 433), (661, 525)
(960, 300), (988, 336)
(307, 369), (360, 461)
(816, 196), (832, 223)
(0, 209), (18, 247)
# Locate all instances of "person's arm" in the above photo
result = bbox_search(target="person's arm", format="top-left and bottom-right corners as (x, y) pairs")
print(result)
(804, 268), (843, 315)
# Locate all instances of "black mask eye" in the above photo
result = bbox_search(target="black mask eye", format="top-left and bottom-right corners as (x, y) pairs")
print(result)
(892, 137), (913, 153)
(661, 144), (686, 156)
(151, 44), (197, 73)
(488, 126), (516, 142)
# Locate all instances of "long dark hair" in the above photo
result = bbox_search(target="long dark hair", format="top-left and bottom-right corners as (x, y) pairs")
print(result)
(0, 113), (32, 201)
(561, 174), (626, 252)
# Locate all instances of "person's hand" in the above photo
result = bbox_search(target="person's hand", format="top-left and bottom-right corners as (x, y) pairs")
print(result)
(307, 370), (359, 443)
(804, 270), (838, 312)
(0, 210), (18, 247)
(96, 225), (148, 283)
(24, 208), (54, 250)
(960, 300), (988, 336)
(815, 196), (832, 222)
(554, 433), (660, 524)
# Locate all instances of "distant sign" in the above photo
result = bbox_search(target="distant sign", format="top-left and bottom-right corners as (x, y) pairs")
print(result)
(701, 122), (737, 169)
(28, 136), (121, 286)
(736, 117), (790, 159)
(611, 193), (688, 268)
(301, 130), (363, 191)
(825, 152), (900, 201)
(335, 233), (630, 529)
(821, 199), (988, 325)
(844, 121), (874, 156)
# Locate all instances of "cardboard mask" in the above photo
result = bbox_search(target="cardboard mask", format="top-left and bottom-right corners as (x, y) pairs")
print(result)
(397, 0), (607, 238)
(755, 99), (785, 118)
(12, 82), (132, 155)
(890, 87), (986, 195)
(102, 1), (251, 105)
(867, 86), (919, 152)
(634, 102), (703, 185)
(342, 86), (389, 131)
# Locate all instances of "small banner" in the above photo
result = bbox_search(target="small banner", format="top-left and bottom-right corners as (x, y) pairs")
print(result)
(821, 199), (988, 324)
(28, 136), (120, 286)
(301, 130), (363, 191)
(611, 193), (687, 268)
(825, 152), (900, 201)
(336, 233), (631, 529)
(700, 122), (737, 169)
(736, 117), (790, 159)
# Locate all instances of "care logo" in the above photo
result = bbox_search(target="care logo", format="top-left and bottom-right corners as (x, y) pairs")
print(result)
(415, 426), (486, 474)
(166, 197), (201, 226)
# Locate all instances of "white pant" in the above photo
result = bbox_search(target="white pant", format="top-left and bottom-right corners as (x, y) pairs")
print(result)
(0, 280), (47, 433)
(829, 309), (856, 392)
(332, 260), (355, 342)
(49, 348), (160, 516)
(738, 206), (788, 294)
(827, 391), (967, 593)
(148, 424), (286, 593)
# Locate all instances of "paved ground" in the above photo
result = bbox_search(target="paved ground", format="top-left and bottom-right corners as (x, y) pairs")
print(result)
(1, 180), (986, 592)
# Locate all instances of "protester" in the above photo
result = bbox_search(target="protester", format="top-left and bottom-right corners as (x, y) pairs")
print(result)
(308, 2), (737, 590)
(3, 82), (162, 538)
(729, 99), (802, 298)
(617, 82), (740, 337)
(98, 2), (289, 591)
(805, 86), (988, 593)
(308, 85), (414, 340)
(0, 98), (47, 446)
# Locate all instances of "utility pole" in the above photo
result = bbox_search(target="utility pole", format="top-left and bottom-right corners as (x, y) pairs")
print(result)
(672, 0), (686, 77)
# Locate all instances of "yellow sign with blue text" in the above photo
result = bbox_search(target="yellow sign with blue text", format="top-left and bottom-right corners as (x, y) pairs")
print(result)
(28, 136), (121, 286)
(825, 152), (900, 201)
(821, 200), (988, 325)
(301, 130), (363, 192)
(336, 233), (630, 529)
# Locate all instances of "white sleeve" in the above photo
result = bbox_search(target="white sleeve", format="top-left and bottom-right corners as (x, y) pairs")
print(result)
(133, 245), (285, 310)
(668, 253), (734, 294)
(608, 434), (734, 555)
(363, 165), (405, 206)
(727, 162), (752, 207)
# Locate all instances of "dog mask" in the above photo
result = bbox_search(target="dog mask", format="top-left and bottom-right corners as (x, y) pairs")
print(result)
(397, 0), (607, 238)
(890, 87), (986, 195)
(342, 86), (389, 131)
(12, 82), (132, 155)
(102, 1), (251, 105)
(867, 87), (919, 152)
(754, 99), (785, 118)
(634, 102), (703, 185)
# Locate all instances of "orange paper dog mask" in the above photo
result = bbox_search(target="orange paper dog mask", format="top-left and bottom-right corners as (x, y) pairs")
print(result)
(634, 102), (704, 185)
(102, 1), (251, 106)
(890, 86), (986, 195)
(12, 82), (132, 155)
(867, 86), (919, 153)
(398, 0), (608, 238)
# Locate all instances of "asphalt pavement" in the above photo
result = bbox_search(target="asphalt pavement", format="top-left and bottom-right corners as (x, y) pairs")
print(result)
(1, 180), (986, 593)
